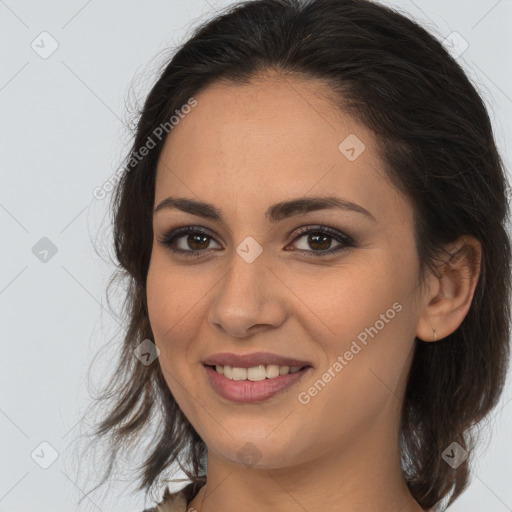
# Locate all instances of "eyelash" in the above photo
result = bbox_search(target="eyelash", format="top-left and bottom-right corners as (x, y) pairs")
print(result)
(157, 225), (356, 259)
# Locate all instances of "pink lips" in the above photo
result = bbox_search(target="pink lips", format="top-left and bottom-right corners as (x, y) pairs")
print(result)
(202, 352), (313, 403)
(204, 365), (312, 402)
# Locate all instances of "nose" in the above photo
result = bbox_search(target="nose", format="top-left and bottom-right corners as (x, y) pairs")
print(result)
(207, 250), (288, 339)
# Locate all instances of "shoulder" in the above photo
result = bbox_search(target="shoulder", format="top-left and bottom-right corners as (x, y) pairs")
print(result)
(141, 479), (206, 512)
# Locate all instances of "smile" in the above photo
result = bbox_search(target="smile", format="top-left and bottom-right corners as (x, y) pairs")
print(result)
(203, 364), (313, 402)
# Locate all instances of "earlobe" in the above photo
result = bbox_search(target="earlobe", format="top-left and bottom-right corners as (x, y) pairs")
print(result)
(430, 322), (438, 342)
(415, 235), (482, 342)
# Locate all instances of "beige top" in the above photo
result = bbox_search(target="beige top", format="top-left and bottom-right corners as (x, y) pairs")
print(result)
(143, 481), (204, 512)
(143, 481), (439, 512)
(150, 491), (187, 512)
(150, 490), (188, 512)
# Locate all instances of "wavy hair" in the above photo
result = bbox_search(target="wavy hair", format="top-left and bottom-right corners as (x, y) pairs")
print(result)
(78, 0), (511, 509)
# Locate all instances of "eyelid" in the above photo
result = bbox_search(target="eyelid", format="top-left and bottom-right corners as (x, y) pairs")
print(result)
(157, 223), (356, 258)
(158, 226), (222, 250)
(291, 224), (355, 244)
(158, 222), (354, 243)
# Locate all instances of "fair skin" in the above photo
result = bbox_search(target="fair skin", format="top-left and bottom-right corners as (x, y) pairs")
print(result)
(146, 73), (481, 512)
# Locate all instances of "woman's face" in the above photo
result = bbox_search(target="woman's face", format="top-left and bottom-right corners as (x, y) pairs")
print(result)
(147, 74), (427, 470)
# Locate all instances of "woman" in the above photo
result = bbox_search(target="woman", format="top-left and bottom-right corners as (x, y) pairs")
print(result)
(81, 0), (511, 511)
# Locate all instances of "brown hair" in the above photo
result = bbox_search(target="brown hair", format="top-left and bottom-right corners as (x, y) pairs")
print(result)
(78, 0), (511, 509)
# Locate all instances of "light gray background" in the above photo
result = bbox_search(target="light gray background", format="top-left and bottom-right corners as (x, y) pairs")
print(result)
(1, 1), (511, 511)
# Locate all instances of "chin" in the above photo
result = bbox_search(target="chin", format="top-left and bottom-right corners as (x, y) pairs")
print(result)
(207, 431), (307, 470)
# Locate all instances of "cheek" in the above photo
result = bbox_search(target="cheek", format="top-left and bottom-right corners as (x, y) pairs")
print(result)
(146, 252), (201, 373)
(146, 255), (203, 419)
(293, 257), (415, 412)
(146, 250), (206, 342)
(292, 257), (401, 350)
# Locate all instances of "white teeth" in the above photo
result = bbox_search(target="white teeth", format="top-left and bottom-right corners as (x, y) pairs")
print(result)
(266, 364), (280, 379)
(211, 363), (306, 380)
(223, 365), (232, 379)
(232, 367), (247, 381)
(247, 365), (267, 381)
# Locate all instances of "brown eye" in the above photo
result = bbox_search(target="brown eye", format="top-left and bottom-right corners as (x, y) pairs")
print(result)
(287, 226), (355, 257)
(158, 227), (221, 257)
(186, 233), (211, 251)
(304, 232), (333, 251)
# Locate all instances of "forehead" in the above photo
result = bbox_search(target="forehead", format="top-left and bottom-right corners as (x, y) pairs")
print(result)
(155, 75), (410, 226)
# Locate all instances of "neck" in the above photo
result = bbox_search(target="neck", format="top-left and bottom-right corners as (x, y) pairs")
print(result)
(188, 405), (426, 512)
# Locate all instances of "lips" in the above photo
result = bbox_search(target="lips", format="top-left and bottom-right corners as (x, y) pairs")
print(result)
(203, 364), (313, 402)
(202, 351), (314, 402)
(202, 351), (313, 368)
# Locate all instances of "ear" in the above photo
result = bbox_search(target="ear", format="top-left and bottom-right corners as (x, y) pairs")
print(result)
(416, 235), (482, 342)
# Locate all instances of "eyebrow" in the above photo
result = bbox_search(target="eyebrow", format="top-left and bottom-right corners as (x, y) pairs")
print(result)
(153, 195), (376, 223)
